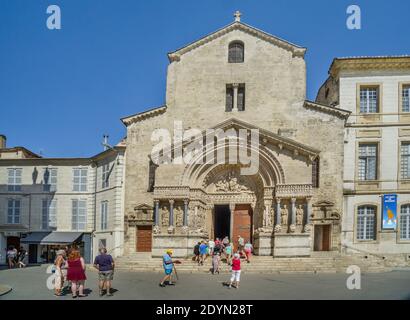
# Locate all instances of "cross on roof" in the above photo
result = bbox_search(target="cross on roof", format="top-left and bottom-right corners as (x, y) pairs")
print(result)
(234, 11), (242, 22)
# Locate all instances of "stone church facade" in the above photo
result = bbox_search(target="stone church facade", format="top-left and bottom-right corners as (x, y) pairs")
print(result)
(121, 14), (350, 258)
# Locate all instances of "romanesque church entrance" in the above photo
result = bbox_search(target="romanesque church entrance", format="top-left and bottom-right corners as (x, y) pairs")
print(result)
(214, 205), (231, 240)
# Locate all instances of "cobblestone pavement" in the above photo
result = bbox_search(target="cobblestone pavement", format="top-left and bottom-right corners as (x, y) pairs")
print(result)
(0, 265), (409, 300)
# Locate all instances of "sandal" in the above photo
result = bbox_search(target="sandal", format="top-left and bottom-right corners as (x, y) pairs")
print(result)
(78, 294), (87, 298)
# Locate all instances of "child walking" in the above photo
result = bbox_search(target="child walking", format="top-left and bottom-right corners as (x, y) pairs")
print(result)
(229, 253), (241, 289)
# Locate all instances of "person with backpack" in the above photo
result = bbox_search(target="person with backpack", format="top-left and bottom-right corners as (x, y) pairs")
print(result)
(212, 242), (222, 274)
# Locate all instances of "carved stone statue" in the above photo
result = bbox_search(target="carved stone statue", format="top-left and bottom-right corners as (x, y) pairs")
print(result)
(281, 205), (288, 226)
(161, 206), (169, 227)
(214, 170), (249, 193)
(296, 205), (304, 226)
(263, 206), (272, 227)
(175, 205), (184, 227)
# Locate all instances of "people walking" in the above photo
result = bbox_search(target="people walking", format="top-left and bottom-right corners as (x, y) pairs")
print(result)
(199, 241), (208, 266)
(17, 247), (27, 268)
(228, 253), (241, 289)
(54, 249), (67, 296)
(159, 249), (180, 287)
(66, 248), (87, 298)
(6, 246), (17, 269)
(93, 247), (115, 297)
(212, 250), (221, 274)
(244, 240), (253, 263)
(208, 239), (215, 256)
(237, 235), (245, 257)
(222, 236), (229, 247)
(193, 242), (200, 264)
(224, 242), (232, 265)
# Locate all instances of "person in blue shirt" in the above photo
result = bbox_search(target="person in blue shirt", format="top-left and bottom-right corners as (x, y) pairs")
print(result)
(159, 249), (180, 287)
(199, 241), (208, 266)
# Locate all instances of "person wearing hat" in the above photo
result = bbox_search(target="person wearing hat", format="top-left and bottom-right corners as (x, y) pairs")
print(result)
(54, 249), (67, 296)
(228, 253), (241, 289)
(159, 249), (180, 287)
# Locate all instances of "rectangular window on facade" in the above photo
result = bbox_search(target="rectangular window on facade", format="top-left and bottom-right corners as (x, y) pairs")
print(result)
(100, 201), (108, 230)
(73, 168), (88, 192)
(401, 142), (410, 179)
(402, 85), (410, 113)
(358, 144), (377, 181)
(237, 85), (245, 111)
(7, 199), (21, 224)
(8, 168), (22, 192)
(43, 168), (57, 192)
(102, 164), (110, 189)
(312, 158), (320, 188)
(357, 206), (376, 241)
(360, 86), (379, 113)
(72, 199), (87, 231)
(226, 85), (234, 112)
(42, 199), (57, 230)
(400, 205), (410, 240)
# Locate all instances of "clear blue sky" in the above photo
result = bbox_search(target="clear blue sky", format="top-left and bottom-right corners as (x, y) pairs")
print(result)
(1, 0), (409, 157)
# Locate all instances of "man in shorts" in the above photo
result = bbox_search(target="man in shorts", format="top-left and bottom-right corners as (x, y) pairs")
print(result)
(94, 247), (115, 296)
(159, 249), (180, 287)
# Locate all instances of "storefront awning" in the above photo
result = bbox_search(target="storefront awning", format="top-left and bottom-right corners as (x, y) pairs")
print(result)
(21, 232), (83, 245)
(41, 232), (83, 245)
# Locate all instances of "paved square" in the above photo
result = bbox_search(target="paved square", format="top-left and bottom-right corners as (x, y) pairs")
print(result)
(0, 266), (409, 300)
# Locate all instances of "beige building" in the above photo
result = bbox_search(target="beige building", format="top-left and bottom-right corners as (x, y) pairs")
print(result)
(0, 135), (125, 263)
(121, 14), (349, 258)
(317, 56), (410, 262)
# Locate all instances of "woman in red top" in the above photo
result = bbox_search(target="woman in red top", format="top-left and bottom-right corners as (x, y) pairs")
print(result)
(229, 253), (241, 289)
(66, 248), (87, 298)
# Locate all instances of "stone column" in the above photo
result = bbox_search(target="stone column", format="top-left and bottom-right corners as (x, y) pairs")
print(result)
(154, 200), (159, 226)
(169, 199), (174, 227)
(232, 83), (239, 111)
(290, 198), (297, 233)
(183, 199), (189, 227)
(274, 198), (282, 233)
(304, 197), (313, 233)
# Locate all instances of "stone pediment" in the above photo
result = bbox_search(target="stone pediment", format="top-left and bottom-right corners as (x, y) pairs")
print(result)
(127, 203), (154, 223)
(313, 200), (335, 208)
(210, 118), (320, 160)
(168, 21), (306, 62)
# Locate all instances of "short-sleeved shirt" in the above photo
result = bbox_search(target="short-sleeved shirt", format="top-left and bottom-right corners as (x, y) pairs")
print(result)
(163, 254), (173, 271)
(244, 243), (253, 251)
(199, 243), (207, 255)
(225, 245), (232, 255)
(238, 237), (245, 246)
(208, 241), (215, 248)
(232, 258), (241, 271)
(94, 254), (114, 272)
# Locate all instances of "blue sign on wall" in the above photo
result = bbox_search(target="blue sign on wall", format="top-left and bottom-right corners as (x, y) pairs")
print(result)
(382, 194), (397, 230)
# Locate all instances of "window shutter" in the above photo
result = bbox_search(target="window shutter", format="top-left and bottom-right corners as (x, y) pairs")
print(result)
(312, 158), (320, 188)
(226, 87), (233, 112)
(237, 86), (245, 111)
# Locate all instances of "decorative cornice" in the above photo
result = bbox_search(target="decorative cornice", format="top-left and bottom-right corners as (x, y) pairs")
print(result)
(329, 56), (410, 78)
(121, 105), (167, 127)
(275, 184), (313, 198)
(167, 21), (306, 62)
(303, 100), (351, 120)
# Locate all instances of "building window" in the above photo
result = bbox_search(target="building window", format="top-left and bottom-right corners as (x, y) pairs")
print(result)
(73, 168), (88, 192)
(226, 84), (245, 112)
(228, 41), (244, 63)
(8, 168), (22, 192)
(357, 206), (376, 241)
(312, 158), (320, 188)
(237, 85), (245, 111)
(101, 201), (108, 230)
(360, 86), (379, 113)
(401, 142), (410, 179)
(72, 199), (87, 231)
(226, 86), (234, 112)
(7, 199), (21, 224)
(402, 85), (410, 113)
(148, 159), (158, 192)
(358, 144), (377, 181)
(43, 168), (57, 192)
(102, 164), (110, 189)
(42, 199), (57, 230)
(400, 205), (410, 240)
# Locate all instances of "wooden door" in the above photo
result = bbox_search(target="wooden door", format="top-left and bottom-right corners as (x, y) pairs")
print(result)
(136, 226), (152, 252)
(314, 225), (331, 251)
(232, 204), (253, 246)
